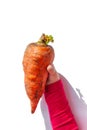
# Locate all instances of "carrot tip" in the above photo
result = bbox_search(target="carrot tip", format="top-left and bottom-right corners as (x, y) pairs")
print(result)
(31, 110), (35, 114)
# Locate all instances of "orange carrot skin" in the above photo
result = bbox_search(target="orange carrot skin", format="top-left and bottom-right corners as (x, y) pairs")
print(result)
(23, 43), (54, 113)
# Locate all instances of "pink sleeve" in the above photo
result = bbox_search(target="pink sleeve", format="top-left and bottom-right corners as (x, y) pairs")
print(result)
(44, 80), (79, 130)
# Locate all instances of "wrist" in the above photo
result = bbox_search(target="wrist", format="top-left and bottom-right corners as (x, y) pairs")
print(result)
(46, 72), (60, 85)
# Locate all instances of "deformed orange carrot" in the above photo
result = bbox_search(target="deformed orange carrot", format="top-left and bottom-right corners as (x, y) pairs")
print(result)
(22, 34), (55, 113)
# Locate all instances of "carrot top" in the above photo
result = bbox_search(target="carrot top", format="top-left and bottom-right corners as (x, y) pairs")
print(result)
(37, 34), (54, 45)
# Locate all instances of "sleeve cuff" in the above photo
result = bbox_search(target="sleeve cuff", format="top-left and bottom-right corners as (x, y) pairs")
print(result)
(45, 79), (63, 93)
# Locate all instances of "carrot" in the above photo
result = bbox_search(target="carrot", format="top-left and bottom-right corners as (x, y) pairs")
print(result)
(22, 34), (54, 113)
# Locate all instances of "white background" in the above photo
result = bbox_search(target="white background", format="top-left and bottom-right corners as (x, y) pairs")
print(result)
(0, 0), (87, 129)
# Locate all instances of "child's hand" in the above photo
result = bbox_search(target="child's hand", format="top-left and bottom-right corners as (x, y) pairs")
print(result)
(46, 64), (60, 85)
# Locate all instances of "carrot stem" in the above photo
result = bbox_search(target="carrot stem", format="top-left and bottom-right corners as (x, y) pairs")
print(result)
(37, 33), (54, 45)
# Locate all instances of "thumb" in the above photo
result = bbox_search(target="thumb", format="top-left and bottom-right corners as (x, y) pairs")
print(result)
(47, 64), (56, 75)
(46, 64), (60, 85)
